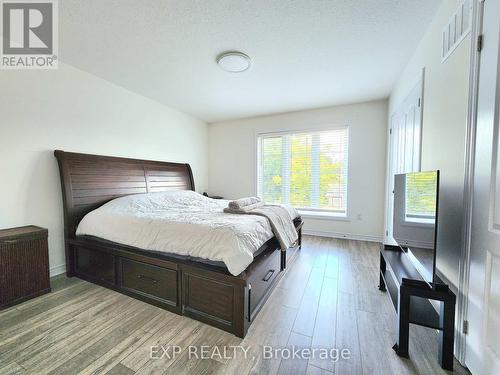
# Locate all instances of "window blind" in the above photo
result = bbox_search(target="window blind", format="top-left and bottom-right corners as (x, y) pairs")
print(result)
(257, 127), (349, 214)
(405, 171), (437, 219)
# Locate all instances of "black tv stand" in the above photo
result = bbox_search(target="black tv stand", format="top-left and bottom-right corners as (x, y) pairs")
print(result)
(379, 244), (456, 371)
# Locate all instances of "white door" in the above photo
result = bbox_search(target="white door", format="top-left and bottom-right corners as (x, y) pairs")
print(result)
(385, 76), (423, 243)
(466, 0), (500, 374)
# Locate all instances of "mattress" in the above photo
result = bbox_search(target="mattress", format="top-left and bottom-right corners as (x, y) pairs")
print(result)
(76, 190), (298, 276)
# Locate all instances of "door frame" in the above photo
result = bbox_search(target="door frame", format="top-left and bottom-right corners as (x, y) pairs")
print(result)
(458, 0), (484, 365)
(384, 69), (425, 245)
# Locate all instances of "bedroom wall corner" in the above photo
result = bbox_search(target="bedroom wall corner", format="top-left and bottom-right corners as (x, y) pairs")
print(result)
(0, 63), (209, 276)
(207, 99), (388, 241)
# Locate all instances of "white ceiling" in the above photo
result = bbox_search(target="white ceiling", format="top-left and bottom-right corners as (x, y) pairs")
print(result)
(60, 0), (441, 123)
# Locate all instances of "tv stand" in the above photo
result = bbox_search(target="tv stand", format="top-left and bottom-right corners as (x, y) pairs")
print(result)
(379, 244), (456, 371)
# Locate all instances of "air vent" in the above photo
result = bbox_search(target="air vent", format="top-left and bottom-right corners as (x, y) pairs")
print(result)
(441, 0), (472, 62)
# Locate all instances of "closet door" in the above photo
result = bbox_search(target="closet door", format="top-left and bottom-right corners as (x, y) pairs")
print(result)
(466, 0), (500, 373)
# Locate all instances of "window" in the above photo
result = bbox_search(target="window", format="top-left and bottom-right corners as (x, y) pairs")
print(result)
(405, 171), (437, 224)
(257, 127), (349, 215)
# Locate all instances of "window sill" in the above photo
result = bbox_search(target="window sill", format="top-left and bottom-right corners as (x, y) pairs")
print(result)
(298, 210), (350, 221)
(401, 221), (434, 229)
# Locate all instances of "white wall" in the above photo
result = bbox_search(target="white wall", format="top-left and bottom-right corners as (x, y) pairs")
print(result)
(208, 100), (388, 241)
(388, 0), (471, 289)
(0, 63), (208, 276)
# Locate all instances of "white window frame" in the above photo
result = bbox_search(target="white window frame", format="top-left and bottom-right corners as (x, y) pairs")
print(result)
(255, 126), (351, 219)
(404, 172), (437, 226)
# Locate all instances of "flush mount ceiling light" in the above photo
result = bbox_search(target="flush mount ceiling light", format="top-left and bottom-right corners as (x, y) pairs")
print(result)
(216, 51), (251, 73)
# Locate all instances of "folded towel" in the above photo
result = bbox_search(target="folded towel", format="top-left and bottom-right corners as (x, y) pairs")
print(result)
(228, 197), (262, 210)
(225, 201), (265, 213)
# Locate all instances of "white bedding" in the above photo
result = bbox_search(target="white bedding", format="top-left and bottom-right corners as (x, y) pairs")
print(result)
(76, 190), (299, 276)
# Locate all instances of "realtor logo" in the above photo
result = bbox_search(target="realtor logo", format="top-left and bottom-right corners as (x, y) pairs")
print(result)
(1, 0), (58, 69)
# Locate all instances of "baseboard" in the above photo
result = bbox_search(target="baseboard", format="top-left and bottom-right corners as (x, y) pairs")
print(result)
(302, 229), (383, 243)
(50, 264), (66, 277)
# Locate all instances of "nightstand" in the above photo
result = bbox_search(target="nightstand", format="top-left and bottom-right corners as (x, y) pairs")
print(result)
(0, 226), (51, 309)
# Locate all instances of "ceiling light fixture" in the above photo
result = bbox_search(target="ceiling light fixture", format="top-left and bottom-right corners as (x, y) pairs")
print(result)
(216, 51), (251, 73)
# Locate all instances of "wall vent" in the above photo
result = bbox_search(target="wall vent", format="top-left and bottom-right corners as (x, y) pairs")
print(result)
(441, 0), (472, 62)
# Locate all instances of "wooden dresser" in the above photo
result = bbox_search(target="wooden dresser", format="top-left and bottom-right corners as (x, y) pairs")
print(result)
(0, 226), (51, 309)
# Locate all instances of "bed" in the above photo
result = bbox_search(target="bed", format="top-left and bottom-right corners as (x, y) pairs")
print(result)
(54, 150), (303, 337)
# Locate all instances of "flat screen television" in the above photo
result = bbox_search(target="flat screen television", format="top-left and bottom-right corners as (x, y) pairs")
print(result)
(393, 170), (440, 284)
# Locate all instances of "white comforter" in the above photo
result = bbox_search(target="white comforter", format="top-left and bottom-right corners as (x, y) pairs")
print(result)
(76, 190), (298, 276)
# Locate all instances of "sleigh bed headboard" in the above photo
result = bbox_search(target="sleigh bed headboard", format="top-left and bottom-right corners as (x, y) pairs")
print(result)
(54, 150), (195, 239)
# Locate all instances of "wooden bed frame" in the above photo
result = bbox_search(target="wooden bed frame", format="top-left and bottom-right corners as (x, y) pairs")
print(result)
(54, 150), (303, 338)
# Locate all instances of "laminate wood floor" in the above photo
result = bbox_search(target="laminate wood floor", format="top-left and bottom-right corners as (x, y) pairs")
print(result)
(0, 236), (470, 375)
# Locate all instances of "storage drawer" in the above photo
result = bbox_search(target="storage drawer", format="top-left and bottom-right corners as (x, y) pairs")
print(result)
(120, 258), (178, 306)
(248, 249), (281, 319)
(75, 246), (115, 285)
(182, 272), (235, 327)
